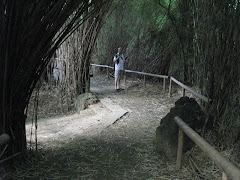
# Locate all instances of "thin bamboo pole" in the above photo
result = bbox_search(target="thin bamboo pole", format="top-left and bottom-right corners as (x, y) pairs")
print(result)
(176, 128), (184, 171)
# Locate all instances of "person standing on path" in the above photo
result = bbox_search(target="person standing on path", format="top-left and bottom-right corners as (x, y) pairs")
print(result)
(113, 47), (125, 91)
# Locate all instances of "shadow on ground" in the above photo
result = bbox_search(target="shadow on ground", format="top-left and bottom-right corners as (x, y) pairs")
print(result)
(7, 136), (179, 180)
(5, 75), (194, 180)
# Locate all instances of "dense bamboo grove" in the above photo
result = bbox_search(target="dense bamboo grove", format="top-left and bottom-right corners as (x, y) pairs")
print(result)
(94, 0), (240, 144)
(0, 0), (112, 156)
(160, 0), (240, 144)
(54, 1), (111, 107)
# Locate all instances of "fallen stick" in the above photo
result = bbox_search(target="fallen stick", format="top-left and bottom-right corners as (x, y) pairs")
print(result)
(189, 159), (200, 180)
(0, 144), (8, 159)
(0, 152), (21, 164)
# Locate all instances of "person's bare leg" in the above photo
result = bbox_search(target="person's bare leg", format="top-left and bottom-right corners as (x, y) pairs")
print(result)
(115, 77), (118, 89)
(117, 78), (120, 89)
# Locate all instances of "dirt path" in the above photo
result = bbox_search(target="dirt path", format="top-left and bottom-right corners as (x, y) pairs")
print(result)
(25, 97), (128, 148)
(7, 75), (195, 180)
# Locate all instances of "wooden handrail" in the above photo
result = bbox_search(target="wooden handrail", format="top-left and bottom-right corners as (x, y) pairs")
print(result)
(125, 70), (169, 79)
(90, 64), (169, 79)
(90, 63), (212, 102)
(90, 64), (114, 69)
(0, 134), (10, 146)
(170, 77), (211, 103)
(175, 116), (240, 180)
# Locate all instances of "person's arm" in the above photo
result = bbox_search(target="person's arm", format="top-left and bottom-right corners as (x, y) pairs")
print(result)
(113, 55), (120, 63)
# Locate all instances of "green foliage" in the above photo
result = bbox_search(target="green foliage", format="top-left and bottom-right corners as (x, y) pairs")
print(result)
(94, 0), (176, 75)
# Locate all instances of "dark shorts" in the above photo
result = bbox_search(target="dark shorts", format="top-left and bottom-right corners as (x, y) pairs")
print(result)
(115, 70), (123, 78)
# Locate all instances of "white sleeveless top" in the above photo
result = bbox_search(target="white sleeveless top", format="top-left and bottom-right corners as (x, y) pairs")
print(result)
(113, 53), (125, 70)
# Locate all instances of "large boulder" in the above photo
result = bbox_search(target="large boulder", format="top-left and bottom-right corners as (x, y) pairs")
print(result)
(156, 97), (206, 161)
(75, 93), (98, 112)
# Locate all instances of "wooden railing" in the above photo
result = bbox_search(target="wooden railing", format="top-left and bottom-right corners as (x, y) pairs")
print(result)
(51, 62), (239, 178)
(91, 63), (240, 179)
(169, 77), (211, 103)
(175, 116), (240, 180)
(91, 64), (169, 93)
(90, 64), (211, 102)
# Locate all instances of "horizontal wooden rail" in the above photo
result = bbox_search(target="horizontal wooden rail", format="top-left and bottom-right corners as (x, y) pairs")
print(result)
(90, 64), (114, 69)
(0, 134), (10, 146)
(91, 64), (169, 79)
(170, 77), (211, 103)
(91, 63), (212, 102)
(175, 116), (240, 180)
(125, 70), (169, 79)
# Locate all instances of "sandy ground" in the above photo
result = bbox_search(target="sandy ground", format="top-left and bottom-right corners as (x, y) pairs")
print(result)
(26, 97), (128, 148)
(5, 75), (223, 179)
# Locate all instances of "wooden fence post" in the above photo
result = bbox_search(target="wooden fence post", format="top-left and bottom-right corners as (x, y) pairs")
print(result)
(107, 67), (109, 79)
(163, 78), (166, 94)
(176, 128), (184, 171)
(143, 75), (146, 88)
(124, 72), (127, 87)
(182, 87), (185, 97)
(168, 77), (172, 97)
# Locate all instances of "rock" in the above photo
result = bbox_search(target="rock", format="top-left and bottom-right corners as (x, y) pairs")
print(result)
(156, 97), (206, 161)
(75, 93), (98, 112)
